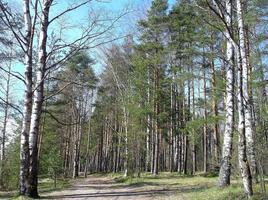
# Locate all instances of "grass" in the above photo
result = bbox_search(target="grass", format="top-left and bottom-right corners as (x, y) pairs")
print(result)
(0, 178), (70, 199)
(113, 172), (268, 200)
(38, 177), (71, 193)
(1, 173), (267, 200)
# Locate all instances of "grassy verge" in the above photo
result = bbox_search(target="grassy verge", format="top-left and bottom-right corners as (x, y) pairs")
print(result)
(0, 178), (70, 199)
(113, 172), (268, 200)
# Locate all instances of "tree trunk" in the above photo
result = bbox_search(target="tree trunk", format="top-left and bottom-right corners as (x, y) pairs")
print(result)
(73, 115), (81, 178)
(19, 0), (33, 195)
(210, 39), (220, 167)
(218, 0), (235, 187)
(84, 116), (92, 178)
(153, 66), (160, 176)
(123, 106), (129, 177)
(236, 0), (257, 183)
(27, 1), (52, 197)
(237, 48), (253, 198)
(191, 67), (196, 174)
(0, 64), (11, 187)
(203, 62), (208, 173)
(145, 66), (151, 171)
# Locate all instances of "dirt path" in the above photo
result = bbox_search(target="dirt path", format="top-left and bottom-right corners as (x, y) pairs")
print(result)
(42, 175), (185, 200)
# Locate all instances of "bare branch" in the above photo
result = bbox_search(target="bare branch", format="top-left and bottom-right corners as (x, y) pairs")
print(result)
(0, 1), (26, 52)
(43, 82), (72, 101)
(0, 96), (23, 116)
(43, 109), (80, 126)
(0, 65), (26, 84)
(48, 0), (91, 25)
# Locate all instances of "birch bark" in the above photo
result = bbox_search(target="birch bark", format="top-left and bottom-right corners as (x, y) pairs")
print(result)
(123, 106), (129, 177)
(218, 0), (234, 187)
(237, 49), (253, 197)
(236, 0), (257, 182)
(19, 0), (33, 195)
(27, 0), (52, 197)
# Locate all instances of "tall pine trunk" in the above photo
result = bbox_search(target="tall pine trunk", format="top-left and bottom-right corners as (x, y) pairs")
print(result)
(191, 67), (196, 174)
(210, 39), (220, 166)
(203, 58), (208, 173)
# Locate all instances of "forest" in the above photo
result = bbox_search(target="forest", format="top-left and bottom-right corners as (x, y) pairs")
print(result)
(0, 0), (267, 199)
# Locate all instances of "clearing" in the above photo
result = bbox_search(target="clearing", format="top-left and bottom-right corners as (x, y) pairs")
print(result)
(41, 173), (265, 200)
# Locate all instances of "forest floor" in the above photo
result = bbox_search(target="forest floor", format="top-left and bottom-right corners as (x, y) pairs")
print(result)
(0, 173), (266, 199)
(41, 173), (267, 200)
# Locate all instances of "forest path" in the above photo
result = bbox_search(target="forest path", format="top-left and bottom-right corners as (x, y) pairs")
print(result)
(42, 175), (187, 200)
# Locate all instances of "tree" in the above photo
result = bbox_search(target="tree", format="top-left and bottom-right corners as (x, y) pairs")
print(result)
(218, 0), (235, 187)
(138, 0), (168, 176)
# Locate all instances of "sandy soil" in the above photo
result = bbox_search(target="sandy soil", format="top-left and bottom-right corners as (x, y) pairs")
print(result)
(42, 175), (184, 200)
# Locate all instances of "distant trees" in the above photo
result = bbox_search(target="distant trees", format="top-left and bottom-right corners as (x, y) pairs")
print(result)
(0, 0), (125, 197)
(0, 59), (12, 188)
(0, 0), (266, 199)
(83, 0), (267, 198)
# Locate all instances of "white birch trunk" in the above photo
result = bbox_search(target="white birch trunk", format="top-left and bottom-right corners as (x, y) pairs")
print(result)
(19, 0), (33, 195)
(236, 0), (257, 181)
(145, 67), (150, 171)
(73, 115), (81, 178)
(218, 0), (234, 187)
(123, 106), (128, 177)
(237, 49), (253, 197)
(27, 0), (52, 197)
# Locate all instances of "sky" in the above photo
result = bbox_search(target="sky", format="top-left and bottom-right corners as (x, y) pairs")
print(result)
(7, 0), (176, 103)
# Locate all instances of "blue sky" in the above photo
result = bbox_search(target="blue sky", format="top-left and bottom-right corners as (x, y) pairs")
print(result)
(10, 0), (176, 102)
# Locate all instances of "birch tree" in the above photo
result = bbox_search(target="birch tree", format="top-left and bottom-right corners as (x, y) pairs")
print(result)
(236, 0), (257, 182)
(218, 0), (235, 187)
(0, 0), (35, 194)
(204, 0), (255, 194)
(27, 0), (52, 197)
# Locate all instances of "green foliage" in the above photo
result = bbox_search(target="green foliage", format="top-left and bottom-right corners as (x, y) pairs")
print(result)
(39, 118), (63, 178)
(0, 136), (20, 190)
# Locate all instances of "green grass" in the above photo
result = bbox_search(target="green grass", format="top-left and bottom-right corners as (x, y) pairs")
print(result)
(0, 178), (70, 199)
(113, 172), (268, 200)
(38, 178), (70, 193)
(1, 173), (267, 200)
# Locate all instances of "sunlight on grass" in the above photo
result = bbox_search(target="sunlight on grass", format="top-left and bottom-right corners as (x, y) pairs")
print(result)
(1, 178), (71, 199)
(2, 173), (267, 200)
(113, 172), (268, 200)
(38, 178), (70, 193)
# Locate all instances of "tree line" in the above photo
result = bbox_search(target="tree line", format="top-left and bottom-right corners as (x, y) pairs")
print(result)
(0, 0), (267, 199)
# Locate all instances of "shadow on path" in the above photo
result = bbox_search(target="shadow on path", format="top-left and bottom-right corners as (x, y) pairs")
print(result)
(42, 185), (208, 199)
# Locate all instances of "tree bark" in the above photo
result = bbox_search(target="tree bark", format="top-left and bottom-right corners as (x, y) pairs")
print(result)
(27, 0), (52, 197)
(236, 0), (257, 183)
(0, 64), (11, 187)
(123, 106), (129, 177)
(210, 38), (220, 166)
(84, 112), (92, 178)
(153, 66), (160, 176)
(19, 0), (34, 195)
(203, 59), (208, 173)
(191, 67), (196, 174)
(218, 0), (234, 187)
(145, 66), (151, 171)
(237, 48), (253, 198)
